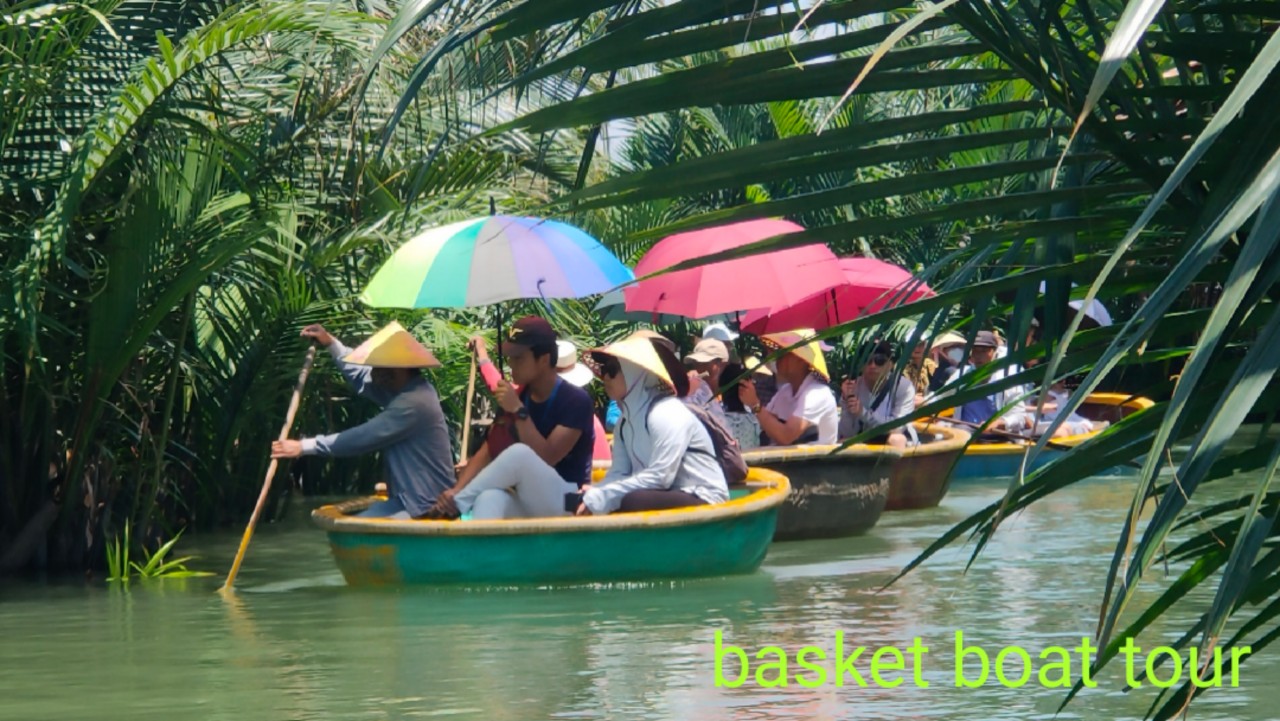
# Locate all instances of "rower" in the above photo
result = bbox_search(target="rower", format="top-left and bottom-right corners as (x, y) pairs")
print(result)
(271, 322), (454, 519)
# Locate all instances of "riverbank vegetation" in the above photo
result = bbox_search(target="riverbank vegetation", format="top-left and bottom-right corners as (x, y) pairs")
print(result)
(3, 0), (1278, 717)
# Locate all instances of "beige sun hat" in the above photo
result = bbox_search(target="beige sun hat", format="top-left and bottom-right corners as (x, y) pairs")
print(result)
(744, 355), (773, 376)
(340, 321), (440, 368)
(761, 328), (829, 382)
(588, 336), (675, 391)
(555, 339), (594, 387)
(931, 331), (967, 348)
(684, 338), (730, 364)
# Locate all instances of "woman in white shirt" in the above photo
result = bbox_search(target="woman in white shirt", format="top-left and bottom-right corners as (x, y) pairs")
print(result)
(576, 333), (729, 515)
(738, 329), (839, 446)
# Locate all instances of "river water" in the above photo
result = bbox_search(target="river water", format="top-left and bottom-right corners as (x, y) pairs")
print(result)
(2, 463), (1277, 720)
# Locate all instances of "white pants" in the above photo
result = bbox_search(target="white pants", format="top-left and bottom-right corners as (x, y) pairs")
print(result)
(453, 443), (579, 520)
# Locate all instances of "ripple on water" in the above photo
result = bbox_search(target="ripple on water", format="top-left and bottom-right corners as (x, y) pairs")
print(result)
(0, 478), (1277, 720)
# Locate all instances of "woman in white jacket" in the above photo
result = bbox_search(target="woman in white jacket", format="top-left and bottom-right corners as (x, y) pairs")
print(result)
(576, 333), (729, 515)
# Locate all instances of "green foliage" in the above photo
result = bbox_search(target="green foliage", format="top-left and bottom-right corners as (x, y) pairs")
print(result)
(482, 0), (1280, 718)
(0, 0), (587, 573)
(106, 521), (213, 582)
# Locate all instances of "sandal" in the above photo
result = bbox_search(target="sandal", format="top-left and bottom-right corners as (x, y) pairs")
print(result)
(419, 497), (460, 521)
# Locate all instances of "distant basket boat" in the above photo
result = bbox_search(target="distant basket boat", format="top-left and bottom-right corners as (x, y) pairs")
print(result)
(886, 423), (971, 511)
(312, 468), (789, 587)
(947, 392), (1155, 480)
(742, 444), (903, 541)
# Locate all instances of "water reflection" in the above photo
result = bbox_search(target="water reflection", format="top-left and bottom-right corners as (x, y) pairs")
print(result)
(0, 476), (1277, 720)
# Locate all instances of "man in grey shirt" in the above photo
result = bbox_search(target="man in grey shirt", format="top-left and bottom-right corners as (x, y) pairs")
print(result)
(271, 322), (454, 519)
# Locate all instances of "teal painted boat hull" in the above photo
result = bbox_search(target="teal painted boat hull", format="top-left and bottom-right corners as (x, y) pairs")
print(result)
(313, 470), (789, 587)
(947, 394), (1155, 482)
(949, 448), (1065, 481)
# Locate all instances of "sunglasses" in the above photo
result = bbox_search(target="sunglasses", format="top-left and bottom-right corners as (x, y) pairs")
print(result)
(867, 354), (890, 367)
(597, 358), (622, 378)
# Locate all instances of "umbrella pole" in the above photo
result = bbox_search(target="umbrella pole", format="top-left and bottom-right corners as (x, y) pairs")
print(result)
(495, 304), (505, 374)
(734, 311), (744, 359)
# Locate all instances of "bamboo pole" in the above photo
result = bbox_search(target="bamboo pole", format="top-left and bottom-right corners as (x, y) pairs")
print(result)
(219, 346), (316, 593)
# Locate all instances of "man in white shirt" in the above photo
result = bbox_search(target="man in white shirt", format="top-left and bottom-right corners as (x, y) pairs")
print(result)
(739, 329), (838, 445)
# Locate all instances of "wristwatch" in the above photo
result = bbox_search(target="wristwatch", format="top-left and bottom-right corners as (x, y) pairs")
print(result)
(515, 405), (530, 421)
(749, 403), (763, 415)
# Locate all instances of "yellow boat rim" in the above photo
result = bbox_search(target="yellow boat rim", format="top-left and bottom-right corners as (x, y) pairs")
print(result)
(312, 467), (790, 537)
(942, 391), (1155, 453)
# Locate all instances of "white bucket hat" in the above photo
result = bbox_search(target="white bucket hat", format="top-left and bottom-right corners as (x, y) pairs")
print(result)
(701, 322), (739, 343)
(555, 339), (594, 387)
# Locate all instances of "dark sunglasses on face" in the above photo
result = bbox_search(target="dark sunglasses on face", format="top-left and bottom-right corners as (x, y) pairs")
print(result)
(867, 354), (889, 367)
(598, 358), (622, 378)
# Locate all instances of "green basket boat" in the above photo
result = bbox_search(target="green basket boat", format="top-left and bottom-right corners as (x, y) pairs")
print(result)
(312, 467), (790, 587)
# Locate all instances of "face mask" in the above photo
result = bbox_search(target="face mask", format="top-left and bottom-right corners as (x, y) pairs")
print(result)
(945, 348), (964, 364)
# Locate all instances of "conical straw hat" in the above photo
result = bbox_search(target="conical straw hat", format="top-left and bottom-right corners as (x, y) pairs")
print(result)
(341, 321), (440, 368)
(588, 336), (675, 391)
(761, 328), (829, 382)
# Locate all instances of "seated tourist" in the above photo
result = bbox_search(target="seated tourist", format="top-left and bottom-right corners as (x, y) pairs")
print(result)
(577, 333), (729, 515)
(903, 338), (938, 409)
(937, 330), (1029, 433)
(838, 341), (917, 448)
(684, 337), (732, 421)
(1024, 381), (1095, 437)
(927, 331), (967, 393)
(470, 335), (611, 463)
(739, 329), (839, 446)
(425, 317), (596, 520)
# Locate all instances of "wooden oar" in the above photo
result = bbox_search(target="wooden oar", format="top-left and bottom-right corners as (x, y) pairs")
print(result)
(460, 349), (477, 463)
(219, 346), (317, 593)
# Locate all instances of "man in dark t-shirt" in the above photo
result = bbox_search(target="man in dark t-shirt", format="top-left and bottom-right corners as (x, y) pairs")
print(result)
(428, 316), (596, 520)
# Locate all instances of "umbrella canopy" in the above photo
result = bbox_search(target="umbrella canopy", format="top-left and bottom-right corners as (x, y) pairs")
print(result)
(1037, 281), (1112, 327)
(739, 257), (935, 334)
(593, 289), (734, 325)
(622, 219), (845, 320)
(361, 216), (634, 309)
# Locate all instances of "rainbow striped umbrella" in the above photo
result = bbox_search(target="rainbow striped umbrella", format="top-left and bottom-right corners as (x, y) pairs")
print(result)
(360, 216), (634, 309)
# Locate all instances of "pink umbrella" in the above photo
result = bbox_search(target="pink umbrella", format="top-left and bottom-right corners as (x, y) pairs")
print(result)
(739, 257), (934, 334)
(623, 219), (846, 320)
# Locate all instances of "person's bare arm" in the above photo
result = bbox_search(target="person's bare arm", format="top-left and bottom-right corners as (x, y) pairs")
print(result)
(755, 408), (810, 446)
(494, 380), (582, 466)
(512, 420), (583, 466)
(740, 379), (810, 446)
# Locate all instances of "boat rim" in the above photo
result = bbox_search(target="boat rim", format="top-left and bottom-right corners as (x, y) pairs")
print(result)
(946, 392), (1155, 453)
(312, 467), (790, 537)
(741, 443), (906, 463)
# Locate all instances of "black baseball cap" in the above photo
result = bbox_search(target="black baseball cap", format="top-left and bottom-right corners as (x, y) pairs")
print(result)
(501, 316), (558, 358)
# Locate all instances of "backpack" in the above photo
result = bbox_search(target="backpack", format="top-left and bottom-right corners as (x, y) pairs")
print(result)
(681, 401), (750, 485)
(620, 399), (750, 485)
